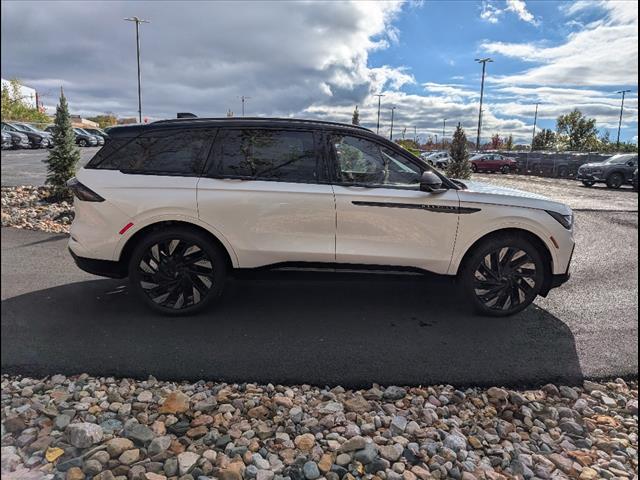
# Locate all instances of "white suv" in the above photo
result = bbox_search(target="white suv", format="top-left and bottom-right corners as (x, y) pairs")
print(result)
(68, 117), (574, 316)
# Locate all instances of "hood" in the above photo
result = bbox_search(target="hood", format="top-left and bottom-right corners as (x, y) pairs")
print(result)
(456, 180), (571, 215)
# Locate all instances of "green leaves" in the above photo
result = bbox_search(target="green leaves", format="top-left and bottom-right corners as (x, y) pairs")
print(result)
(446, 123), (472, 180)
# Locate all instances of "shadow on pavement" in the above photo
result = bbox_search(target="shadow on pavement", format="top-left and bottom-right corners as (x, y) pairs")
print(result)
(1, 273), (583, 388)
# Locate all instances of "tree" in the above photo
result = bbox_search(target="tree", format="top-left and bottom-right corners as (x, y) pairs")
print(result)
(396, 138), (420, 157)
(446, 123), (472, 179)
(504, 135), (514, 151)
(44, 88), (80, 200)
(556, 109), (598, 151)
(351, 105), (360, 126)
(490, 133), (503, 150)
(532, 129), (556, 150)
(1, 78), (50, 124)
(87, 114), (117, 129)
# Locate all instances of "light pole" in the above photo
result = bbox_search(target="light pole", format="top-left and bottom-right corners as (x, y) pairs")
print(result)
(239, 95), (251, 117)
(442, 119), (446, 149)
(615, 90), (631, 148)
(531, 102), (539, 149)
(374, 93), (385, 134)
(475, 57), (493, 151)
(124, 17), (150, 123)
(389, 106), (396, 140)
(414, 126), (418, 143)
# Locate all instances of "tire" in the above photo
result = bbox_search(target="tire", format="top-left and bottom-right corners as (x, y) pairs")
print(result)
(471, 163), (478, 173)
(128, 227), (227, 315)
(78, 139), (87, 147)
(557, 166), (568, 178)
(460, 234), (546, 317)
(606, 173), (624, 189)
(501, 165), (510, 174)
(581, 181), (595, 187)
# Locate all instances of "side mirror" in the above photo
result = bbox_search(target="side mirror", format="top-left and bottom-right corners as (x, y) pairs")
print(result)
(420, 171), (446, 193)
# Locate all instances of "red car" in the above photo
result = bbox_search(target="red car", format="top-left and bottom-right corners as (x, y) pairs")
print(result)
(470, 153), (518, 174)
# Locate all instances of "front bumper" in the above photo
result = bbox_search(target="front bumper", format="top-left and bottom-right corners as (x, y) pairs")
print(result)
(577, 172), (604, 182)
(69, 247), (127, 278)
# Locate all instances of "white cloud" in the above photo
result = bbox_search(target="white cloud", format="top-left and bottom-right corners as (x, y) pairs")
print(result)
(482, 1), (638, 86)
(480, 1), (502, 24)
(505, 0), (539, 26)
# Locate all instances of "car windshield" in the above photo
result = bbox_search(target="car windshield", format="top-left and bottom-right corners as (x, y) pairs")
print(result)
(74, 128), (89, 135)
(604, 154), (636, 165)
(9, 123), (31, 133)
(15, 123), (44, 133)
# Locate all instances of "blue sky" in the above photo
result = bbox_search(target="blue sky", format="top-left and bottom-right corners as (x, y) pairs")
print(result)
(2, 0), (637, 144)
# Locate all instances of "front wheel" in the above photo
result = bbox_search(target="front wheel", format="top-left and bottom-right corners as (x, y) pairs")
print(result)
(128, 227), (227, 315)
(460, 235), (545, 317)
(501, 165), (510, 174)
(471, 163), (478, 173)
(582, 181), (595, 187)
(606, 173), (623, 189)
(78, 139), (87, 147)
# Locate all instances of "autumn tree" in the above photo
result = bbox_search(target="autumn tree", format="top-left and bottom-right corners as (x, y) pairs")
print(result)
(556, 109), (598, 151)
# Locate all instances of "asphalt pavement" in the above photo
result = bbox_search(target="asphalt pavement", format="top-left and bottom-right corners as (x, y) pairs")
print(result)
(1, 207), (637, 387)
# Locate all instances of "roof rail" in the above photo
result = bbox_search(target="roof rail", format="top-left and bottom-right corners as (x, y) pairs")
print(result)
(151, 116), (372, 132)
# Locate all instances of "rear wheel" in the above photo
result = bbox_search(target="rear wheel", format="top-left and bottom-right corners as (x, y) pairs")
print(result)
(471, 163), (478, 173)
(460, 235), (545, 317)
(581, 180), (595, 187)
(501, 165), (510, 174)
(78, 139), (87, 147)
(128, 227), (227, 315)
(606, 173), (624, 189)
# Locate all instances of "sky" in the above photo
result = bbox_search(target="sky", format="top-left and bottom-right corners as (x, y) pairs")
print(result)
(1, 0), (638, 144)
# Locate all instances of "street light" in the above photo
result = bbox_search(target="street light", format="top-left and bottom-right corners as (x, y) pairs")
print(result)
(475, 57), (493, 151)
(374, 93), (385, 134)
(531, 102), (539, 149)
(442, 119), (446, 149)
(124, 17), (150, 123)
(238, 95), (251, 117)
(615, 90), (632, 148)
(389, 106), (396, 140)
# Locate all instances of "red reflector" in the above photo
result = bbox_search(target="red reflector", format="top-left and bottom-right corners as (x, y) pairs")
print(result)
(119, 222), (134, 235)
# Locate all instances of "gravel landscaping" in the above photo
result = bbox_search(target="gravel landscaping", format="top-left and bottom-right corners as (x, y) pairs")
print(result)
(1, 186), (73, 234)
(1, 375), (637, 480)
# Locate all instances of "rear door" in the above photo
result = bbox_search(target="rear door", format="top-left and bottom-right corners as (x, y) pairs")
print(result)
(196, 128), (336, 268)
(328, 132), (459, 274)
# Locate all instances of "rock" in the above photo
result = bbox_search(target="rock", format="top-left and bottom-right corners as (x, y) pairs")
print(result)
(54, 414), (72, 431)
(106, 438), (134, 458)
(148, 435), (172, 456)
(159, 391), (190, 414)
(118, 448), (140, 465)
(379, 444), (403, 462)
(559, 386), (579, 400)
(318, 453), (333, 473)
(124, 423), (154, 445)
(336, 453), (352, 466)
(137, 391), (153, 402)
(353, 444), (378, 465)
(390, 416), (407, 435)
(66, 423), (103, 448)
(45, 446), (65, 462)
(3, 416), (26, 433)
(100, 419), (123, 434)
(339, 436), (368, 452)
(443, 434), (467, 452)
(83, 459), (103, 476)
(218, 469), (243, 480)
(177, 451), (200, 475)
(248, 405), (270, 419)
(303, 461), (320, 480)
(66, 467), (85, 480)
(383, 386), (407, 400)
(559, 419), (584, 436)
(294, 433), (315, 452)
(145, 473), (167, 480)
(487, 387), (509, 401)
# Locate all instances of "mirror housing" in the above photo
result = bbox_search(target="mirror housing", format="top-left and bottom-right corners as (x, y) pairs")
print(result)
(420, 171), (447, 193)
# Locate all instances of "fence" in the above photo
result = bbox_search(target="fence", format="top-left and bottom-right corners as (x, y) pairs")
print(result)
(495, 151), (613, 178)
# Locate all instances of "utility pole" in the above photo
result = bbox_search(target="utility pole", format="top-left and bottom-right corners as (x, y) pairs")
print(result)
(414, 126), (418, 143)
(531, 102), (539, 149)
(374, 93), (385, 134)
(124, 17), (150, 123)
(389, 106), (396, 140)
(475, 57), (493, 151)
(239, 96), (251, 117)
(615, 90), (631, 148)
(442, 119), (446, 149)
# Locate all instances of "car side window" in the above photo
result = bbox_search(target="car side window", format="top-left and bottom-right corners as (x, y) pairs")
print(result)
(332, 135), (422, 187)
(210, 129), (319, 183)
(87, 129), (212, 175)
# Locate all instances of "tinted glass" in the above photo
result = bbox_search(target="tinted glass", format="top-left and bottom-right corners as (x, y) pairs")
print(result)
(332, 135), (422, 187)
(211, 129), (318, 183)
(87, 129), (212, 175)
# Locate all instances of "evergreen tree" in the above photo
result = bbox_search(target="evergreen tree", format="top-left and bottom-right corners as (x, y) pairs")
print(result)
(44, 88), (80, 200)
(505, 134), (514, 151)
(532, 129), (556, 151)
(351, 105), (360, 126)
(446, 123), (472, 179)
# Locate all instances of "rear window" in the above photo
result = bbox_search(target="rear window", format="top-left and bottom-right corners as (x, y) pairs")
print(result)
(208, 129), (320, 183)
(86, 129), (214, 175)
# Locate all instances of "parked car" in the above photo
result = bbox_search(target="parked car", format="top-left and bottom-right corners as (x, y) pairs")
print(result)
(83, 127), (109, 140)
(68, 116), (574, 317)
(421, 151), (452, 169)
(633, 169), (638, 191)
(10, 122), (54, 148)
(2, 131), (13, 149)
(45, 126), (98, 147)
(470, 153), (518, 174)
(577, 153), (638, 189)
(1, 121), (51, 149)
(76, 127), (104, 146)
(1, 123), (30, 149)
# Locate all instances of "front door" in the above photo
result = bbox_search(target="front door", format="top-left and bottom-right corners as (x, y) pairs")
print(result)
(328, 133), (460, 274)
(197, 128), (336, 268)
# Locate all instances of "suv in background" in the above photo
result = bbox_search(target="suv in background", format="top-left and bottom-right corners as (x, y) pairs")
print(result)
(84, 127), (109, 141)
(1, 121), (51, 148)
(46, 126), (99, 147)
(577, 154), (638, 189)
(421, 151), (452, 169)
(470, 153), (518, 174)
(68, 116), (574, 317)
(1, 123), (30, 149)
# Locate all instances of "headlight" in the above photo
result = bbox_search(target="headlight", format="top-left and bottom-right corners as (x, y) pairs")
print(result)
(546, 210), (574, 230)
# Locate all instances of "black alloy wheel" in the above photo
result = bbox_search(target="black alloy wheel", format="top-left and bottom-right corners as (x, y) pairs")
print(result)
(461, 236), (545, 316)
(501, 165), (510, 174)
(78, 139), (87, 147)
(129, 228), (226, 315)
(606, 173), (624, 189)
